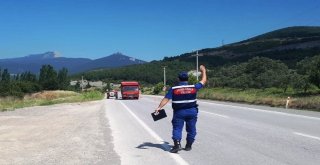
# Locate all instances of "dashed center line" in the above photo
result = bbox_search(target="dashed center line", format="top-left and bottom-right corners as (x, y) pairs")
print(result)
(294, 132), (320, 141)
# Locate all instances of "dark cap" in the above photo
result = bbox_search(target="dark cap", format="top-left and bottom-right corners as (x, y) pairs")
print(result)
(178, 71), (189, 81)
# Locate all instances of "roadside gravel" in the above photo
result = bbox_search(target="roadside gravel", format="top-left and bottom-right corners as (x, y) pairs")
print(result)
(0, 100), (120, 165)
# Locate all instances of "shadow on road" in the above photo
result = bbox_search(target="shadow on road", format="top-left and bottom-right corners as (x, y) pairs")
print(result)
(136, 142), (171, 151)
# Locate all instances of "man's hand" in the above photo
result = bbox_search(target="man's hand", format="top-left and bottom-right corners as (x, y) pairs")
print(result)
(155, 98), (169, 115)
(154, 107), (161, 115)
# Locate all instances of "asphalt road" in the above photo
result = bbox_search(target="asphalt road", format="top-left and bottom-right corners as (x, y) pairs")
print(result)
(105, 95), (320, 165)
(1, 95), (319, 165)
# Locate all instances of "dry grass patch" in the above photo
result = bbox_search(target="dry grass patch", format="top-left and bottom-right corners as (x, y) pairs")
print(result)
(198, 88), (320, 111)
(1, 90), (103, 111)
(25, 90), (78, 100)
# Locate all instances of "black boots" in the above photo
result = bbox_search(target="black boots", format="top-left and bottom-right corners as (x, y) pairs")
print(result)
(185, 142), (193, 151)
(170, 141), (193, 153)
(170, 140), (182, 153)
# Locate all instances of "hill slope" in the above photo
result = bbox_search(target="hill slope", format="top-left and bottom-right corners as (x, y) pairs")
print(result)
(165, 26), (320, 68)
(77, 26), (320, 84)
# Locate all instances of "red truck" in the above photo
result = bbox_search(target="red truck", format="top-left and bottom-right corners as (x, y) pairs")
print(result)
(120, 81), (140, 99)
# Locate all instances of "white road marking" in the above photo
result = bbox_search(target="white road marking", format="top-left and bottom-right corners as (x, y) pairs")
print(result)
(294, 132), (320, 141)
(119, 101), (189, 165)
(143, 95), (320, 121)
(201, 111), (230, 119)
(199, 101), (320, 121)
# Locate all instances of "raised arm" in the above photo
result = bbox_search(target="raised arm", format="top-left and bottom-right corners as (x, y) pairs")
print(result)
(199, 65), (207, 85)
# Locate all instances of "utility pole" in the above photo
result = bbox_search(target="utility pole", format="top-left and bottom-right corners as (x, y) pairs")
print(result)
(196, 50), (199, 81)
(194, 50), (203, 81)
(163, 66), (166, 86)
(81, 76), (84, 92)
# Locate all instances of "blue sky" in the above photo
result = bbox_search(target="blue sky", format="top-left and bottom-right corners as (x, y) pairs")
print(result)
(1, 0), (320, 61)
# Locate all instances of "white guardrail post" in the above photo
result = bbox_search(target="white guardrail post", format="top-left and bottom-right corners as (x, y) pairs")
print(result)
(285, 97), (291, 109)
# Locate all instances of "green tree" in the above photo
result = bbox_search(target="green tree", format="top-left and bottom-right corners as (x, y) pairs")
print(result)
(57, 68), (69, 90)
(39, 65), (58, 90)
(215, 67), (233, 88)
(0, 69), (11, 97)
(106, 82), (111, 91)
(75, 81), (81, 92)
(231, 74), (251, 90)
(297, 55), (320, 90)
(16, 81), (41, 94)
(153, 82), (164, 94)
(20, 71), (37, 82)
(8, 82), (23, 97)
(14, 74), (20, 81)
(1, 69), (10, 83)
(291, 72), (311, 93)
(245, 57), (289, 89)
(277, 72), (292, 93)
(102, 82), (110, 92)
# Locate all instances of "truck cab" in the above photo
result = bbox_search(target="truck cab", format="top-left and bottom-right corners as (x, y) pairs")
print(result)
(120, 81), (140, 99)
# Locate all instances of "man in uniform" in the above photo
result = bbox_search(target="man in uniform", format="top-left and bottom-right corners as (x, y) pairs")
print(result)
(155, 65), (207, 153)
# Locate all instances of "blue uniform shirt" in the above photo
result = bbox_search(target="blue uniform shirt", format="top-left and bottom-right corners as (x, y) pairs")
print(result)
(165, 81), (203, 100)
(167, 81), (202, 141)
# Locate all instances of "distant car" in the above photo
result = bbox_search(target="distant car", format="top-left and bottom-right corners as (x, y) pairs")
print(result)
(107, 90), (118, 99)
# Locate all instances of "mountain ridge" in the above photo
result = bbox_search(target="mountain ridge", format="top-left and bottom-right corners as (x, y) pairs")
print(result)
(0, 52), (146, 74)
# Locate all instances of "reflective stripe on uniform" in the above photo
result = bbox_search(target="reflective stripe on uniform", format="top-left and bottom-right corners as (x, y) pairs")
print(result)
(172, 99), (197, 103)
(172, 85), (195, 89)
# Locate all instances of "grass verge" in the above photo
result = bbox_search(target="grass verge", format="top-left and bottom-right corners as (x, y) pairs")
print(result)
(197, 88), (320, 111)
(0, 90), (104, 111)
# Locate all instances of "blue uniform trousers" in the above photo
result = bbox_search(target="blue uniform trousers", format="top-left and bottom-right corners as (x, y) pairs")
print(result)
(171, 107), (198, 143)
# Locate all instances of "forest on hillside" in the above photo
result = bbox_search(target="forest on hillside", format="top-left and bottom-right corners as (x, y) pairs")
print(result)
(1, 54), (319, 98)
(74, 55), (320, 95)
(73, 27), (320, 95)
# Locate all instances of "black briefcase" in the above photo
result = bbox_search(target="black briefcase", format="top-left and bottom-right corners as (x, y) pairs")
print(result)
(151, 109), (167, 121)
